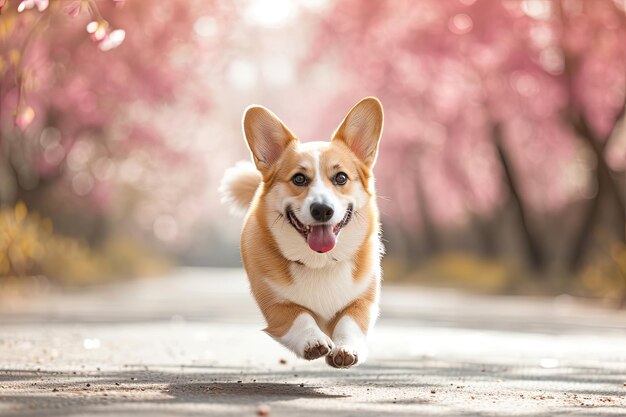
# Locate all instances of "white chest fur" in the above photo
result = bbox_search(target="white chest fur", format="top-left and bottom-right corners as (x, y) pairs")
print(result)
(268, 260), (373, 322)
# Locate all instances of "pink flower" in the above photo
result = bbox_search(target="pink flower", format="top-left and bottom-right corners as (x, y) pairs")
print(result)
(65, 1), (82, 17)
(15, 106), (35, 130)
(86, 20), (125, 51)
(98, 29), (126, 51)
(86, 20), (108, 42)
(17, 0), (49, 13)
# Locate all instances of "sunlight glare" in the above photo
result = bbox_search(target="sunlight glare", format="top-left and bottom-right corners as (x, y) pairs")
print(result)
(261, 55), (294, 86)
(522, 0), (551, 20)
(194, 16), (217, 38)
(227, 59), (258, 90)
(244, 0), (298, 28)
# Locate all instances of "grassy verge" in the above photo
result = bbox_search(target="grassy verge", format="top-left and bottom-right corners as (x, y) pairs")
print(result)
(0, 202), (170, 289)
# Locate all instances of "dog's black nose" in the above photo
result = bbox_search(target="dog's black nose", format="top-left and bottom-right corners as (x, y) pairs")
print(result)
(310, 203), (334, 222)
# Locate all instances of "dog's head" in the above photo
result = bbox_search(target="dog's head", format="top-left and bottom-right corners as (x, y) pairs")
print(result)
(242, 97), (383, 266)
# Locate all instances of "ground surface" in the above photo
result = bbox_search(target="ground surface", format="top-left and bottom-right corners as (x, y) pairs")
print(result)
(1, 268), (625, 416)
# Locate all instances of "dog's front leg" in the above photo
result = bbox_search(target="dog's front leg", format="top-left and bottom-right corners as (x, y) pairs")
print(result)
(264, 303), (334, 360)
(326, 297), (378, 368)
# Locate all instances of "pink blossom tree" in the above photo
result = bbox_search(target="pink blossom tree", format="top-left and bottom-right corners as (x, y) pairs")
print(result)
(312, 0), (626, 271)
(0, 0), (214, 243)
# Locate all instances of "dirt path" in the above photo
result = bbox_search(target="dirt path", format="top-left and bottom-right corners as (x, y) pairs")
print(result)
(1, 268), (625, 416)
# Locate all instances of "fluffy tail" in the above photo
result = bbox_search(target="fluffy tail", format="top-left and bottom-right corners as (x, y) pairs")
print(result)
(219, 161), (262, 216)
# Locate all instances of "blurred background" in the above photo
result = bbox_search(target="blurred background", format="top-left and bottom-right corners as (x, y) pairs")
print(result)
(1, 0), (625, 303)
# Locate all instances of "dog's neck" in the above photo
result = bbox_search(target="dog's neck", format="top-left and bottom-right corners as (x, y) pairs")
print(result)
(287, 256), (350, 276)
(289, 256), (342, 269)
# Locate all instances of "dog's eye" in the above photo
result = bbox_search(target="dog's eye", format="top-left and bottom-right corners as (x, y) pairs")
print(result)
(334, 172), (348, 186)
(291, 173), (307, 186)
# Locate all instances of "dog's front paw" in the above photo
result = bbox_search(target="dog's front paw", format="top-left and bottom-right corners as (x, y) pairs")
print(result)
(303, 337), (334, 360)
(326, 346), (360, 368)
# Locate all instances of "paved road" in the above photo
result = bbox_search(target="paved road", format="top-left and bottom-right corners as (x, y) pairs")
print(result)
(1, 268), (625, 416)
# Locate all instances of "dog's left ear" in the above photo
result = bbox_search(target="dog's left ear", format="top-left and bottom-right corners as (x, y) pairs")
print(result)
(332, 97), (383, 168)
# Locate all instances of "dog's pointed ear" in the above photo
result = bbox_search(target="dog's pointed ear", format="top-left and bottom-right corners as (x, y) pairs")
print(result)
(332, 97), (383, 168)
(243, 105), (297, 175)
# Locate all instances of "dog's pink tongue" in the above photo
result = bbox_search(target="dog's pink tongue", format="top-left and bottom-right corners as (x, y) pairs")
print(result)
(307, 225), (336, 253)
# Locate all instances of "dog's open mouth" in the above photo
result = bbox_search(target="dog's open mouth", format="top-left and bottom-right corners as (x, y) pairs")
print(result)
(286, 204), (353, 253)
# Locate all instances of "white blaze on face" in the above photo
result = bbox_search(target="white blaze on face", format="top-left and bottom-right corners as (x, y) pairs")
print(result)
(266, 141), (371, 267)
(296, 147), (347, 253)
(300, 150), (344, 225)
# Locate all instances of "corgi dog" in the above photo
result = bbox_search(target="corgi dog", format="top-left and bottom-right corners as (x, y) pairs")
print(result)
(220, 97), (383, 368)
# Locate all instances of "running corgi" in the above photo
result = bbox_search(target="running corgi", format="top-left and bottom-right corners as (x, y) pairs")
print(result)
(220, 97), (383, 368)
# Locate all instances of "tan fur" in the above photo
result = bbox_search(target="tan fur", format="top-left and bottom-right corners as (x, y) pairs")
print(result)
(222, 97), (384, 365)
(327, 279), (378, 335)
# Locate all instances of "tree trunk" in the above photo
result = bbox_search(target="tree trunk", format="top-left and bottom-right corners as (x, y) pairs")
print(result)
(473, 214), (498, 257)
(493, 123), (546, 272)
(415, 175), (441, 256)
(565, 107), (626, 272)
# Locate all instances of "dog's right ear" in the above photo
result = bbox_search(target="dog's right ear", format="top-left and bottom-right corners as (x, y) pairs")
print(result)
(243, 105), (297, 175)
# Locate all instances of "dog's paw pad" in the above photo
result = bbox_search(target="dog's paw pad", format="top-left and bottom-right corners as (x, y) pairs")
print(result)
(303, 341), (332, 360)
(326, 346), (358, 368)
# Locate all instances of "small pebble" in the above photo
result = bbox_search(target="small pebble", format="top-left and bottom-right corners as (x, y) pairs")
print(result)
(52, 388), (58, 392)
(430, 389), (436, 394)
(299, 383), (304, 387)
(86, 383), (91, 387)
(279, 358), (287, 365)
(257, 404), (271, 416)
